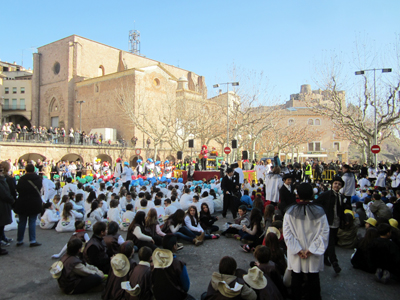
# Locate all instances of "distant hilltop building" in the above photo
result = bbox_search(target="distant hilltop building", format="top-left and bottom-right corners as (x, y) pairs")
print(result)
(279, 84), (349, 162)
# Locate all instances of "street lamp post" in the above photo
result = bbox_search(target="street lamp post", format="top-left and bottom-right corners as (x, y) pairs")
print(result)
(355, 68), (392, 166)
(76, 101), (85, 133)
(213, 81), (239, 163)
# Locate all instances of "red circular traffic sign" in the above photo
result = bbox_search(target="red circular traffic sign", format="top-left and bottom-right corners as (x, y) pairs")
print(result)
(224, 147), (231, 154)
(371, 145), (380, 154)
(135, 149), (141, 155)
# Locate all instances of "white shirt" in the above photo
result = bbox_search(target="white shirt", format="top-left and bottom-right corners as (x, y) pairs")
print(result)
(61, 183), (78, 197)
(107, 207), (122, 224)
(121, 166), (133, 183)
(40, 209), (60, 229)
(180, 193), (193, 211)
(120, 210), (136, 231)
(56, 211), (83, 232)
(165, 205), (177, 216)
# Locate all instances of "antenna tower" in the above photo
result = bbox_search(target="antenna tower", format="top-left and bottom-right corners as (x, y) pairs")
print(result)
(129, 30), (141, 55)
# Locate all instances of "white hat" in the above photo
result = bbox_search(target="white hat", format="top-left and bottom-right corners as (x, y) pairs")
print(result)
(49, 261), (64, 279)
(266, 226), (281, 240)
(153, 248), (173, 269)
(243, 266), (267, 289)
(111, 254), (130, 277)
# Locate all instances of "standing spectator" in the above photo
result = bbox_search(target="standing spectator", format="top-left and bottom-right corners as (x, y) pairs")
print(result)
(221, 168), (237, 219)
(131, 136), (138, 147)
(314, 176), (350, 274)
(341, 164), (356, 204)
(315, 161), (324, 182)
(69, 128), (74, 144)
(0, 162), (15, 255)
(273, 153), (281, 168)
(14, 163), (43, 247)
(283, 183), (329, 300)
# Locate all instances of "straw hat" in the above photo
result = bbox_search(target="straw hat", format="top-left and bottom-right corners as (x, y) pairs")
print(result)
(365, 218), (377, 227)
(49, 261), (64, 279)
(111, 254), (130, 277)
(243, 266), (267, 289)
(153, 249), (173, 269)
(389, 218), (398, 229)
(266, 226), (281, 240)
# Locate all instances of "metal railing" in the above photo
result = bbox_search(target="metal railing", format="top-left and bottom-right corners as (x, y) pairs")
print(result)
(0, 131), (131, 147)
(2, 104), (26, 110)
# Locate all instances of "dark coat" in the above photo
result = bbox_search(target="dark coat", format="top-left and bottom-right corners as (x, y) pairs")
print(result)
(279, 184), (296, 214)
(393, 200), (400, 223)
(221, 175), (235, 194)
(14, 172), (43, 216)
(314, 190), (350, 227)
(0, 176), (15, 226)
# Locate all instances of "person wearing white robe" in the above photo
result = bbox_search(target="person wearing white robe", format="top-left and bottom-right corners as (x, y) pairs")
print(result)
(264, 170), (283, 203)
(42, 177), (56, 202)
(114, 159), (123, 178)
(375, 169), (386, 188)
(283, 183), (329, 299)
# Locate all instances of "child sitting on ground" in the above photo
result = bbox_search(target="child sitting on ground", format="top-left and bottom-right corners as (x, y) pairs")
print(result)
(56, 202), (84, 232)
(108, 199), (122, 225)
(104, 221), (125, 257)
(54, 238), (104, 295)
(40, 202), (60, 229)
(203, 256), (256, 300)
(120, 204), (135, 231)
(125, 246), (153, 300)
(52, 221), (90, 259)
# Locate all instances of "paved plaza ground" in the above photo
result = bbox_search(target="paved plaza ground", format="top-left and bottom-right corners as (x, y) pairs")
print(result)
(1, 214), (399, 300)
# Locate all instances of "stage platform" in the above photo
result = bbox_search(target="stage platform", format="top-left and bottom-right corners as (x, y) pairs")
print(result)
(174, 170), (256, 182)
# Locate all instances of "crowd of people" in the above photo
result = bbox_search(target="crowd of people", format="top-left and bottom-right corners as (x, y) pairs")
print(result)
(1, 122), (129, 146)
(1, 155), (400, 300)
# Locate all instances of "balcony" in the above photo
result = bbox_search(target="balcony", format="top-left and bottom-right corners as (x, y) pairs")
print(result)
(2, 105), (26, 111)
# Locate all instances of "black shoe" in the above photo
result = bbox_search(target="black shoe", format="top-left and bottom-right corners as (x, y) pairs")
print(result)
(0, 249), (8, 255)
(324, 257), (331, 267)
(16, 242), (24, 247)
(30, 242), (42, 247)
(332, 262), (341, 274)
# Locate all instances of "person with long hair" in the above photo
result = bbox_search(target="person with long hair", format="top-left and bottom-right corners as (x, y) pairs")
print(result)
(237, 207), (263, 243)
(253, 194), (264, 214)
(144, 208), (165, 246)
(126, 211), (157, 251)
(184, 206), (213, 243)
(85, 191), (97, 213)
(85, 201), (105, 231)
(265, 232), (287, 277)
(199, 203), (220, 236)
(264, 204), (275, 230)
(351, 227), (379, 273)
(162, 209), (202, 245)
(56, 202), (83, 232)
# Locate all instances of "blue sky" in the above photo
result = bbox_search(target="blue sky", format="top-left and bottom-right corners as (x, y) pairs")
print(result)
(1, 0), (399, 102)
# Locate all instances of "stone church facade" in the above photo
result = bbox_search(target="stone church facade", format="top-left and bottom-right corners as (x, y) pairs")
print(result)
(31, 35), (207, 147)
